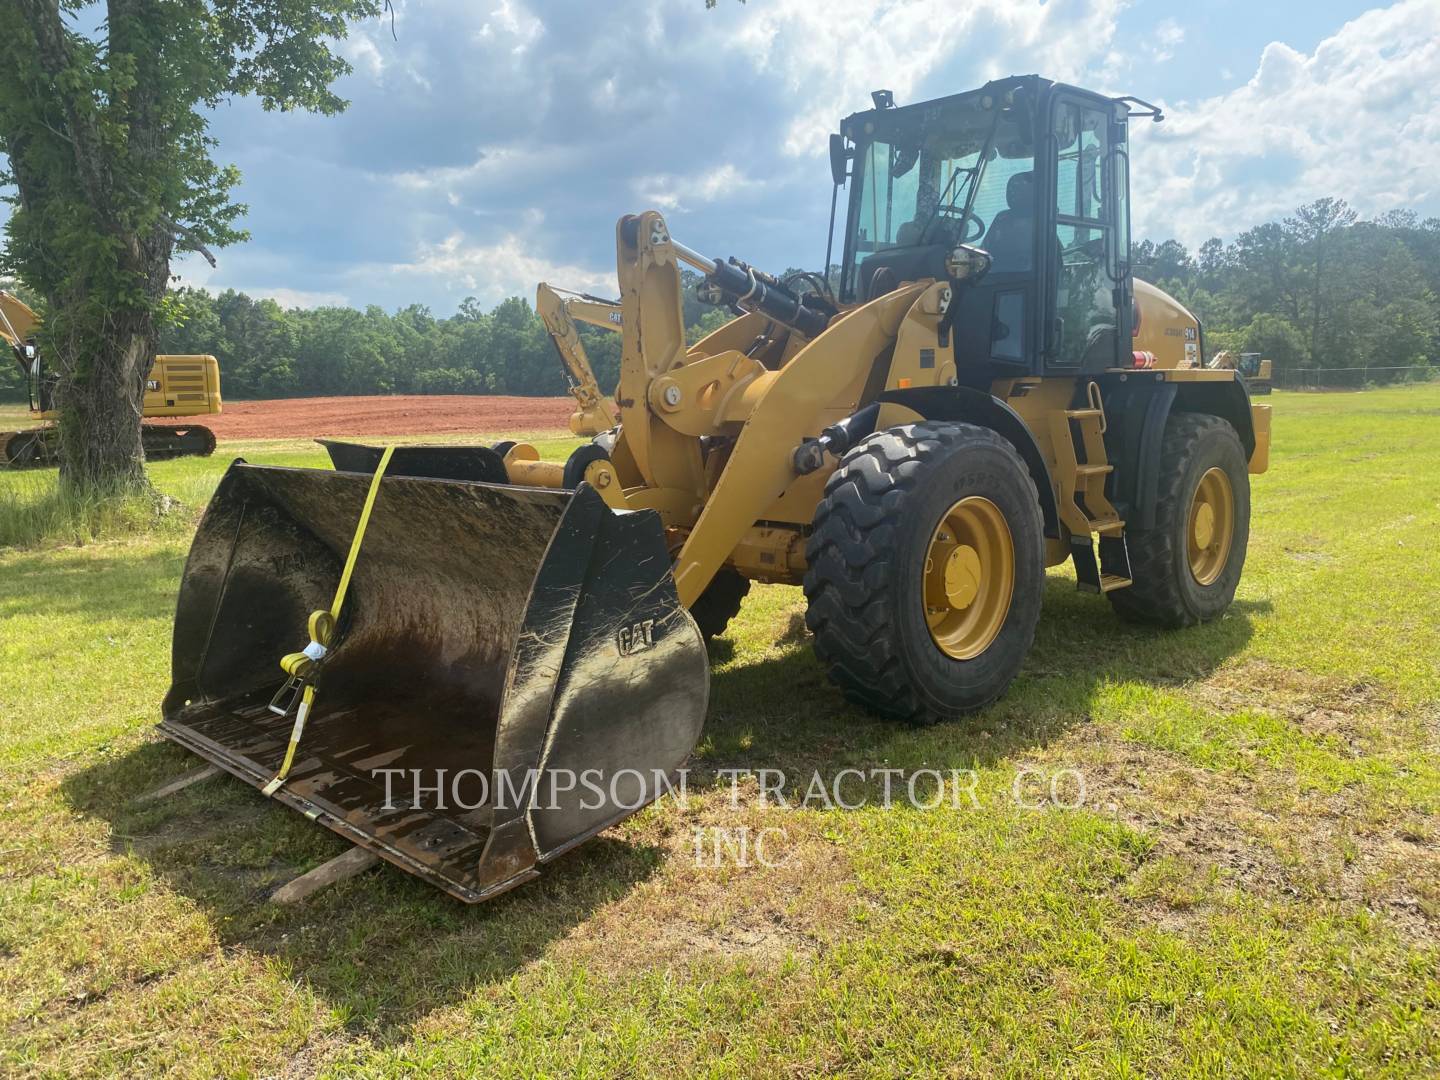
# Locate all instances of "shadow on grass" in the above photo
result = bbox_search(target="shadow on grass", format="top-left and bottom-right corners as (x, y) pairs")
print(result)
(62, 740), (661, 1041)
(697, 577), (1268, 777)
(58, 575), (1263, 1041)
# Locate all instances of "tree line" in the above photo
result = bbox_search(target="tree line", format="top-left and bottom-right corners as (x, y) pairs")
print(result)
(1133, 200), (1438, 378)
(0, 272), (731, 402)
(4, 198), (1435, 404)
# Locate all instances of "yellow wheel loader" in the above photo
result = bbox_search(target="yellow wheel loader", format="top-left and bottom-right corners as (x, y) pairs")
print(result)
(0, 290), (222, 466)
(160, 76), (1271, 903)
(536, 282), (622, 437)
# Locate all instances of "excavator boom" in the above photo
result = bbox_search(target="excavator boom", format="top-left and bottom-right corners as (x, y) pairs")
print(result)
(536, 282), (621, 437)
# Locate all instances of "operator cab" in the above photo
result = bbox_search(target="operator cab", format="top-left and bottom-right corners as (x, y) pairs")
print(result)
(836, 76), (1157, 385)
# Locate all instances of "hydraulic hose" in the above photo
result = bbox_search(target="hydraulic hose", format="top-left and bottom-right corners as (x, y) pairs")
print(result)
(669, 239), (832, 340)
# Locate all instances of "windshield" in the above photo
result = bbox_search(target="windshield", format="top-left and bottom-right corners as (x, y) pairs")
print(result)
(842, 92), (1037, 300)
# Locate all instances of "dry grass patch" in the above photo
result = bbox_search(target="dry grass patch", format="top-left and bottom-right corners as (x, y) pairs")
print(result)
(1061, 733), (1440, 942)
(553, 794), (859, 974)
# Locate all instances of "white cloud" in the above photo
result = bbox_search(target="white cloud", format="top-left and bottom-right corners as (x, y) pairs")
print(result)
(475, 0), (543, 54)
(336, 19), (436, 94)
(245, 287), (352, 309)
(1152, 18), (1185, 62)
(383, 232), (614, 305)
(342, 36), (385, 80)
(590, 76), (618, 113)
(635, 164), (758, 212)
(723, 0), (1129, 157)
(388, 145), (557, 192)
(1133, 0), (1440, 245)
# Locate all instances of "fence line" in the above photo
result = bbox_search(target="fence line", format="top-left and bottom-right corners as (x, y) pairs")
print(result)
(1274, 366), (1437, 390)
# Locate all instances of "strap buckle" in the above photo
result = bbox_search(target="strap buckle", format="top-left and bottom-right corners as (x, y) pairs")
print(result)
(267, 674), (307, 718)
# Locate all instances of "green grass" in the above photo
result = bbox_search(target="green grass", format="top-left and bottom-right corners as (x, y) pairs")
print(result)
(0, 432), (581, 549)
(2, 388), (1438, 1076)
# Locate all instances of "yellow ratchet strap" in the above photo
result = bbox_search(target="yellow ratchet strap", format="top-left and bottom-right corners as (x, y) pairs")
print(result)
(262, 446), (395, 796)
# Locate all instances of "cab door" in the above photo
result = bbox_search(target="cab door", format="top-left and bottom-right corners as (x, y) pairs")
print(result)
(1043, 91), (1131, 372)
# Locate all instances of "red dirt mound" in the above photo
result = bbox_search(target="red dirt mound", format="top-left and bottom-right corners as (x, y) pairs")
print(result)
(202, 395), (574, 440)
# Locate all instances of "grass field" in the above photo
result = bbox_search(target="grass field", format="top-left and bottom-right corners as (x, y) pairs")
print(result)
(1, 388), (1437, 1077)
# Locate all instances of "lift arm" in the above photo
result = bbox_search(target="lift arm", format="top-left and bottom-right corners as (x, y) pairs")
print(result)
(535, 282), (621, 437)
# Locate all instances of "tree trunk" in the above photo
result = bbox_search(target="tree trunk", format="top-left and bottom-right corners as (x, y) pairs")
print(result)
(53, 309), (156, 498)
(9, 0), (169, 501)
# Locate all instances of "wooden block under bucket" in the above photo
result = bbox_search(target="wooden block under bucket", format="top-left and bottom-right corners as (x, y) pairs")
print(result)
(271, 846), (381, 905)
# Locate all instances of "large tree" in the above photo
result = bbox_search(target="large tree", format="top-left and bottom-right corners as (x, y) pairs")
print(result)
(0, 0), (377, 496)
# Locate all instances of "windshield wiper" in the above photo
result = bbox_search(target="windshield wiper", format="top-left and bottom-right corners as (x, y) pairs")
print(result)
(916, 165), (976, 246)
(917, 106), (1006, 246)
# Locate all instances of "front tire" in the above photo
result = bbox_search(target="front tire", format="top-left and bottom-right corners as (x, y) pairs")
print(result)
(690, 567), (750, 642)
(1108, 413), (1250, 628)
(803, 422), (1045, 724)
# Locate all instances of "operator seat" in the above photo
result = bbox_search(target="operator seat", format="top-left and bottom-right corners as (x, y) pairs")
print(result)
(894, 219), (926, 247)
(981, 172), (1035, 273)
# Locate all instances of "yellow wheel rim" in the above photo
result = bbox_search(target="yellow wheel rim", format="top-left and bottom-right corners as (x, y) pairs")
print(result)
(1187, 467), (1234, 586)
(923, 496), (1014, 660)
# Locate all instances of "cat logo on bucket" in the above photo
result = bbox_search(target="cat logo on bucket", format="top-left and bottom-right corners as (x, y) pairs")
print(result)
(617, 619), (656, 656)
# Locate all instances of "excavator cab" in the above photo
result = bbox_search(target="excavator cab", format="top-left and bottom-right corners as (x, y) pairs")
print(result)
(0, 291), (47, 411)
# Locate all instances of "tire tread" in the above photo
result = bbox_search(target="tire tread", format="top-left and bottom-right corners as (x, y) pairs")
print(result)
(803, 421), (1041, 723)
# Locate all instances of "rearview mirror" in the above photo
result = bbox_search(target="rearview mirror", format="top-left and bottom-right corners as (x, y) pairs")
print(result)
(829, 134), (848, 187)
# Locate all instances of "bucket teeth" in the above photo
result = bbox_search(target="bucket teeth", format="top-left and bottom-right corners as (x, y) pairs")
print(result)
(161, 462), (708, 903)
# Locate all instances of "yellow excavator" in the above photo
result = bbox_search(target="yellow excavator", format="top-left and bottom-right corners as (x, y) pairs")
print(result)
(0, 290), (222, 466)
(1211, 350), (1273, 394)
(536, 282), (622, 436)
(160, 76), (1270, 904)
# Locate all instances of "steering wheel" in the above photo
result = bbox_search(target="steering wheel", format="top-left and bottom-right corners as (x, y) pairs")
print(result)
(934, 205), (985, 244)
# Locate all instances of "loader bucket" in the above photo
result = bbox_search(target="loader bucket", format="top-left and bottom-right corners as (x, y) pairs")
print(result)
(160, 462), (708, 903)
(317, 439), (509, 484)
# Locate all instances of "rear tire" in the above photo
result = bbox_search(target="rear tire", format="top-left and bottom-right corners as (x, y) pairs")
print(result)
(803, 422), (1045, 724)
(1108, 413), (1250, 628)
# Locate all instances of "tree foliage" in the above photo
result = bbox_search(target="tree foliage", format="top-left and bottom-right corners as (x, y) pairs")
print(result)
(143, 201), (1435, 403)
(1133, 199), (1439, 379)
(141, 271), (734, 401)
(6, 191), (1436, 410)
(0, 0), (377, 493)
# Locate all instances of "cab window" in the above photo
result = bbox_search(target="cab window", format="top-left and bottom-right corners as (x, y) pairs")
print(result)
(1051, 102), (1118, 368)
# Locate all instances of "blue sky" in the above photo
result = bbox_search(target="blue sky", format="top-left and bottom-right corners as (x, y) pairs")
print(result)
(22, 0), (1440, 313)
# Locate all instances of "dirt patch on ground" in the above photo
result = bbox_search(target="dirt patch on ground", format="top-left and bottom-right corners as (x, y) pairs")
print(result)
(198, 394), (574, 440)
(552, 801), (853, 973)
(1077, 739), (1440, 942)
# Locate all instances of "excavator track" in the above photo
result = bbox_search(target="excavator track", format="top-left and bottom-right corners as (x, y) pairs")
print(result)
(0, 423), (217, 468)
(141, 423), (217, 460)
(0, 428), (49, 467)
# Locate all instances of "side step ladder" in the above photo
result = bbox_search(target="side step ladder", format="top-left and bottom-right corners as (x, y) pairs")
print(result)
(1047, 383), (1133, 595)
